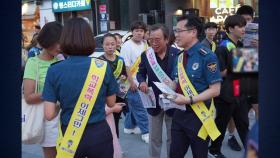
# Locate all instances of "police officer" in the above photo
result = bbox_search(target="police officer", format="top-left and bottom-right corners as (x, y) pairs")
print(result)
(169, 15), (222, 158)
(43, 17), (118, 158)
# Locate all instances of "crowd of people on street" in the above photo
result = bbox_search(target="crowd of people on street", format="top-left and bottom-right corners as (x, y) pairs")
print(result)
(22, 4), (258, 158)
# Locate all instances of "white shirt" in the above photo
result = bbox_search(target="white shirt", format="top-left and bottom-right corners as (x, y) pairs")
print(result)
(120, 39), (146, 85)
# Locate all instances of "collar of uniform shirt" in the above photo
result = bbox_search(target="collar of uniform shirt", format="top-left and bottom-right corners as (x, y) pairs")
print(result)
(67, 55), (88, 60)
(184, 41), (201, 56)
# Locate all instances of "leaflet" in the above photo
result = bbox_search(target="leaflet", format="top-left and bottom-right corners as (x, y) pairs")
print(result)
(117, 79), (130, 99)
(158, 94), (186, 111)
(153, 81), (176, 95)
(138, 87), (157, 109)
(243, 22), (258, 47)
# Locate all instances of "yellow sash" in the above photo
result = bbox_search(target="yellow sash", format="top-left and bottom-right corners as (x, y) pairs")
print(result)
(56, 58), (107, 158)
(114, 50), (120, 56)
(113, 58), (124, 78)
(129, 42), (149, 77)
(177, 53), (220, 141)
(235, 57), (244, 72)
(211, 41), (216, 52)
(130, 56), (141, 77)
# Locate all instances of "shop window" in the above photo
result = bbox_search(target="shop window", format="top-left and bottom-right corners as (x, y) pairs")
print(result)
(62, 11), (71, 25)
(77, 10), (94, 30)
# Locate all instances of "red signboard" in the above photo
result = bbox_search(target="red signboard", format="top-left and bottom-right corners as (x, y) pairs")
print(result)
(99, 5), (107, 13)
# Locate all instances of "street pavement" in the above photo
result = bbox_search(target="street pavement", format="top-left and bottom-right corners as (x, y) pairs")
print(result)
(22, 113), (256, 158)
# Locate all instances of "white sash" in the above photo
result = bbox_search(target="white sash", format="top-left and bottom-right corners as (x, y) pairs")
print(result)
(146, 48), (172, 86)
(146, 48), (176, 110)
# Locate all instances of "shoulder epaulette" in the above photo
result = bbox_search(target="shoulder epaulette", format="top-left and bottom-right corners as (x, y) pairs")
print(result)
(97, 55), (106, 60)
(199, 48), (209, 56)
(50, 60), (62, 66)
(93, 56), (106, 61)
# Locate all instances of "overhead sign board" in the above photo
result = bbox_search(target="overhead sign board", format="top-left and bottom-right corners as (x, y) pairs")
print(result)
(52, 0), (91, 13)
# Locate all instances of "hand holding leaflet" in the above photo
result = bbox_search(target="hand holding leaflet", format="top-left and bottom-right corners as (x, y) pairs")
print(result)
(154, 82), (186, 111)
(158, 94), (186, 111)
(138, 87), (157, 108)
(153, 82), (175, 94)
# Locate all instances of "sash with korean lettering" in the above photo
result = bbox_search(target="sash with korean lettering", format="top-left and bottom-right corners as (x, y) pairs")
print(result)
(129, 42), (149, 77)
(177, 53), (220, 141)
(113, 57), (124, 79)
(146, 47), (172, 86)
(56, 58), (107, 158)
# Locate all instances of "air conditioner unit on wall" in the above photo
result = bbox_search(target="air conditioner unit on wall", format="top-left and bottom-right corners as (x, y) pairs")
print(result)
(138, 13), (148, 24)
(138, 13), (155, 25)
(149, 10), (165, 23)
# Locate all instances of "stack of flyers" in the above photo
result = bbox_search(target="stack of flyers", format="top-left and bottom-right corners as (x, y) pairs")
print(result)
(243, 22), (258, 47)
(158, 94), (186, 111)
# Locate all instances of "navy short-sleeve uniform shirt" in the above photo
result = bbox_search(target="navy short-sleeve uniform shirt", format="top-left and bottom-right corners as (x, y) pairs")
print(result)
(172, 42), (222, 97)
(42, 56), (118, 125)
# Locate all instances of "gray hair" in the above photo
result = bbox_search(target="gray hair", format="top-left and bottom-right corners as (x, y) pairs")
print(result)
(149, 23), (170, 40)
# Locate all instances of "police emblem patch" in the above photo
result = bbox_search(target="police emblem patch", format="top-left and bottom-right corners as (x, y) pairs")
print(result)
(192, 63), (199, 70)
(207, 62), (217, 73)
(94, 59), (104, 68)
(67, 139), (73, 148)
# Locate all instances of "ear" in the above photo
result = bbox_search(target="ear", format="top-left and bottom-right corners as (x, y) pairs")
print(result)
(165, 37), (169, 45)
(192, 29), (198, 37)
(228, 26), (234, 33)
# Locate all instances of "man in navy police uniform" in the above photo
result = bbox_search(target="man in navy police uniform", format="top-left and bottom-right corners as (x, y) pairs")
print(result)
(169, 15), (222, 158)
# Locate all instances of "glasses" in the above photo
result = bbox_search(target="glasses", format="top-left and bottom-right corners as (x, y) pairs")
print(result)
(173, 28), (194, 33)
(148, 38), (162, 43)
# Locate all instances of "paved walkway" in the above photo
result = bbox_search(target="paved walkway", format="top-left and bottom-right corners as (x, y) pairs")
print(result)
(23, 113), (256, 158)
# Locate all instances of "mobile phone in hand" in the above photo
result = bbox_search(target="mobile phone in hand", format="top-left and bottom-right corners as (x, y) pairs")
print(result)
(118, 103), (126, 106)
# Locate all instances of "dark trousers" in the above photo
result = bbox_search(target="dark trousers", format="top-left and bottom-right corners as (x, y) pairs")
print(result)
(114, 97), (127, 138)
(209, 96), (250, 153)
(61, 120), (113, 158)
(113, 112), (121, 138)
(170, 109), (210, 158)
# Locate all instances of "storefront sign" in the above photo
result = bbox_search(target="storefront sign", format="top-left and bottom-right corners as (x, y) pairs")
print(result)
(100, 21), (108, 32)
(210, 7), (237, 23)
(52, 0), (91, 13)
(210, 0), (234, 8)
(98, 4), (108, 33)
(99, 5), (107, 13)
